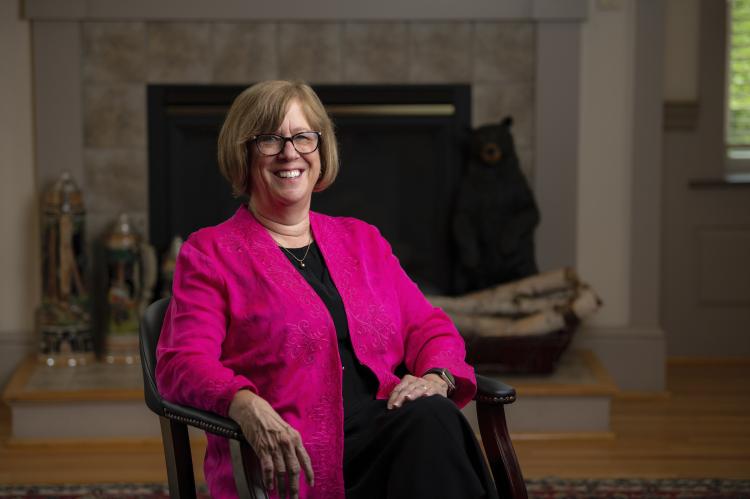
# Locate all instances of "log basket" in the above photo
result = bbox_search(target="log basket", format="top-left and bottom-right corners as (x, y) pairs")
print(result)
(465, 323), (578, 375)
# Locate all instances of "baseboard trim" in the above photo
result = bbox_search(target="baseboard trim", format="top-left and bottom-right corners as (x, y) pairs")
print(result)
(6, 434), (209, 449)
(6, 436), (166, 449)
(510, 431), (616, 441)
(614, 390), (671, 401)
(668, 356), (750, 366)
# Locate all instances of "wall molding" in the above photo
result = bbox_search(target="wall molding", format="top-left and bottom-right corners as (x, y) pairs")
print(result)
(24, 0), (587, 21)
(534, 22), (581, 270)
(630, 0), (665, 327)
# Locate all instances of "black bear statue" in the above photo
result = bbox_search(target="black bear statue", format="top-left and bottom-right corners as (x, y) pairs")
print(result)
(453, 116), (540, 293)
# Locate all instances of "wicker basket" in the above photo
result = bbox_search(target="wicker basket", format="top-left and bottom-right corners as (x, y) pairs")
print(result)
(464, 326), (577, 375)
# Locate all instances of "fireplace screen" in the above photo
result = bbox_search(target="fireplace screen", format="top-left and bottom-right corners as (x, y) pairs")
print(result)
(148, 84), (470, 294)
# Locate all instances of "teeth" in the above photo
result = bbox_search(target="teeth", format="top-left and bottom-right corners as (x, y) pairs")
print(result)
(276, 170), (301, 178)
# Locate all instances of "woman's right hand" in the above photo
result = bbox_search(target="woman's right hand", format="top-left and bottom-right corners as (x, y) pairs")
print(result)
(228, 390), (314, 498)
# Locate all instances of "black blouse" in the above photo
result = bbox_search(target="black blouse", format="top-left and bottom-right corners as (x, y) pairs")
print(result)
(280, 242), (379, 418)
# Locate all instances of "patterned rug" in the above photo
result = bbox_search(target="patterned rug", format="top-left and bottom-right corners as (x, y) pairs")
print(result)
(0, 479), (749, 498)
(0, 484), (187, 499)
(526, 478), (750, 498)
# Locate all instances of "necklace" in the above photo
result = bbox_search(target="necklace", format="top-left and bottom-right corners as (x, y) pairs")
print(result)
(281, 239), (313, 269)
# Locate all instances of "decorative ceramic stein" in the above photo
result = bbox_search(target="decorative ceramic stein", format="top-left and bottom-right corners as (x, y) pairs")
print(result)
(38, 172), (94, 367)
(103, 213), (156, 364)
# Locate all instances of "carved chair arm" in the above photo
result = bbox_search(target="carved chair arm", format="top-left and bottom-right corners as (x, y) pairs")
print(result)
(157, 399), (267, 499)
(160, 399), (244, 440)
(475, 374), (517, 405)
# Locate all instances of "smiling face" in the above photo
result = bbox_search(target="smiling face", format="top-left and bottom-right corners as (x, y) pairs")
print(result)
(248, 99), (322, 213)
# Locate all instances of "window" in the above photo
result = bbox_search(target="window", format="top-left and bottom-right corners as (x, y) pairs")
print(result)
(727, 0), (750, 176)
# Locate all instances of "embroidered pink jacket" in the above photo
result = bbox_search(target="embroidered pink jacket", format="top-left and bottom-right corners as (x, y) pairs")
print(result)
(156, 206), (476, 499)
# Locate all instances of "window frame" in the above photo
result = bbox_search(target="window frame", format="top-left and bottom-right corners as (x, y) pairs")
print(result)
(725, 0), (750, 177)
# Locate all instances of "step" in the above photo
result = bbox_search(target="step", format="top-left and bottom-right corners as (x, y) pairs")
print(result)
(2, 357), (160, 441)
(4, 349), (617, 442)
(462, 349), (619, 438)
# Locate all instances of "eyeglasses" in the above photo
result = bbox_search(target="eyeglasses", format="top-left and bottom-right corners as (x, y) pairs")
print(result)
(250, 131), (321, 156)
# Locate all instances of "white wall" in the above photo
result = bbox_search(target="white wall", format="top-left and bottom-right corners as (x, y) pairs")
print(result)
(0, 0), (38, 381)
(572, 0), (667, 391)
(577, 0), (636, 327)
(663, 0), (699, 102)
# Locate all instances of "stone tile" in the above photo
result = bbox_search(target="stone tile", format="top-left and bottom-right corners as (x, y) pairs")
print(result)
(83, 22), (147, 83)
(472, 83), (534, 149)
(212, 23), (278, 83)
(146, 22), (212, 83)
(342, 23), (409, 83)
(83, 148), (148, 219)
(83, 84), (146, 148)
(86, 212), (114, 245)
(129, 211), (149, 242)
(278, 23), (342, 83)
(409, 22), (473, 83)
(473, 22), (535, 83)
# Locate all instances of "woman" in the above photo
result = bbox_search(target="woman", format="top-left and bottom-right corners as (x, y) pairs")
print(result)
(156, 80), (497, 499)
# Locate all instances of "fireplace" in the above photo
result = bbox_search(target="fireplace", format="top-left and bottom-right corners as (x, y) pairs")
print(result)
(148, 84), (471, 294)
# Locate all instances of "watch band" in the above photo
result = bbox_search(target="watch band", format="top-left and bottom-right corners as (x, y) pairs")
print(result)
(424, 368), (456, 397)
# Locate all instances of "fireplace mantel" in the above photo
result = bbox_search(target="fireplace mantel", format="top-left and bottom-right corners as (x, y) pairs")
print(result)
(24, 0), (587, 22)
(11, 0), (673, 394)
(25, 2), (585, 273)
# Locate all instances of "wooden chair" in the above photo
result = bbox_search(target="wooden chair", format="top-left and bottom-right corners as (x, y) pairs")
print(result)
(140, 297), (527, 499)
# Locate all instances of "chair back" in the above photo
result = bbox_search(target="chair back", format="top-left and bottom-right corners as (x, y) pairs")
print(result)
(139, 297), (171, 415)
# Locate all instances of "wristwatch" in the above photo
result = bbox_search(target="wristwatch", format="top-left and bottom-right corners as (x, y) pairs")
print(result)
(423, 368), (456, 397)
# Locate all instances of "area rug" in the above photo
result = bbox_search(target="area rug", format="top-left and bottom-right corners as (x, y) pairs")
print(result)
(526, 478), (750, 498)
(0, 484), (189, 499)
(0, 479), (749, 498)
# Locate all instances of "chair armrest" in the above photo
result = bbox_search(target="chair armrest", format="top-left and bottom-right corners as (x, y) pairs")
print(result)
(475, 374), (517, 405)
(159, 398), (268, 498)
(160, 398), (245, 441)
(474, 374), (527, 498)
(159, 377), (517, 429)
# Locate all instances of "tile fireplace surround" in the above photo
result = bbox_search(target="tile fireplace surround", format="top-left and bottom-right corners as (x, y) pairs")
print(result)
(26, 0), (586, 272)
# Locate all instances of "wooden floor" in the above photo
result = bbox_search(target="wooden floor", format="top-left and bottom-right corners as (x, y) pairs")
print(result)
(515, 361), (750, 479)
(0, 362), (748, 484)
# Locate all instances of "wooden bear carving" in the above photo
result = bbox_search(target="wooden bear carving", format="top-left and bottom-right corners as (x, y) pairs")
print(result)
(453, 116), (540, 293)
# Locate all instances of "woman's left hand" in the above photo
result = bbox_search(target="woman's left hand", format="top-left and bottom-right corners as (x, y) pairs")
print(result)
(387, 373), (448, 409)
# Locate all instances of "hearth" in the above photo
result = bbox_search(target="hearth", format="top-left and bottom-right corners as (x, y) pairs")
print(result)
(148, 84), (471, 293)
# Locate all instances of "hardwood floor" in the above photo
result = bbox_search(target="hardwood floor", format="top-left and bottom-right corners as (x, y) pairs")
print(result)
(515, 362), (750, 479)
(0, 362), (748, 484)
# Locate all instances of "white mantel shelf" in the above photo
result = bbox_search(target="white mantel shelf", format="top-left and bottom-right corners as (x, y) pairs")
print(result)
(24, 0), (588, 22)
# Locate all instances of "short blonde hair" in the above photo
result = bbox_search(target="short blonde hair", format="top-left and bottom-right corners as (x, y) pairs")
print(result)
(218, 80), (339, 197)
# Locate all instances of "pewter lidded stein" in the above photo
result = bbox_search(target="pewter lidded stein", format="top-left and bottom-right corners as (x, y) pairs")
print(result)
(38, 172), (94, 366)
(103, 213), (156, 364)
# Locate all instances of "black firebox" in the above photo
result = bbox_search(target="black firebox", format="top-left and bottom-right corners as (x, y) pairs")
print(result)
(147, 84), (470, 294)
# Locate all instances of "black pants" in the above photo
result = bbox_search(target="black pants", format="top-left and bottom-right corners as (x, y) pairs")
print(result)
(343, 395), (499, 499)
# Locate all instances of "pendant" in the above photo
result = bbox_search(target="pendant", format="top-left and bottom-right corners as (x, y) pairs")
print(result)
(300, 262), (306, 269)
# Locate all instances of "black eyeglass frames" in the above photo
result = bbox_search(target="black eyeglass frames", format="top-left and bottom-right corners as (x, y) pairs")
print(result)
(250, 131), (321, 156)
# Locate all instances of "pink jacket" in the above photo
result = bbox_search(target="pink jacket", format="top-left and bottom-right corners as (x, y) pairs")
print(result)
(156, 206), (476, 499)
